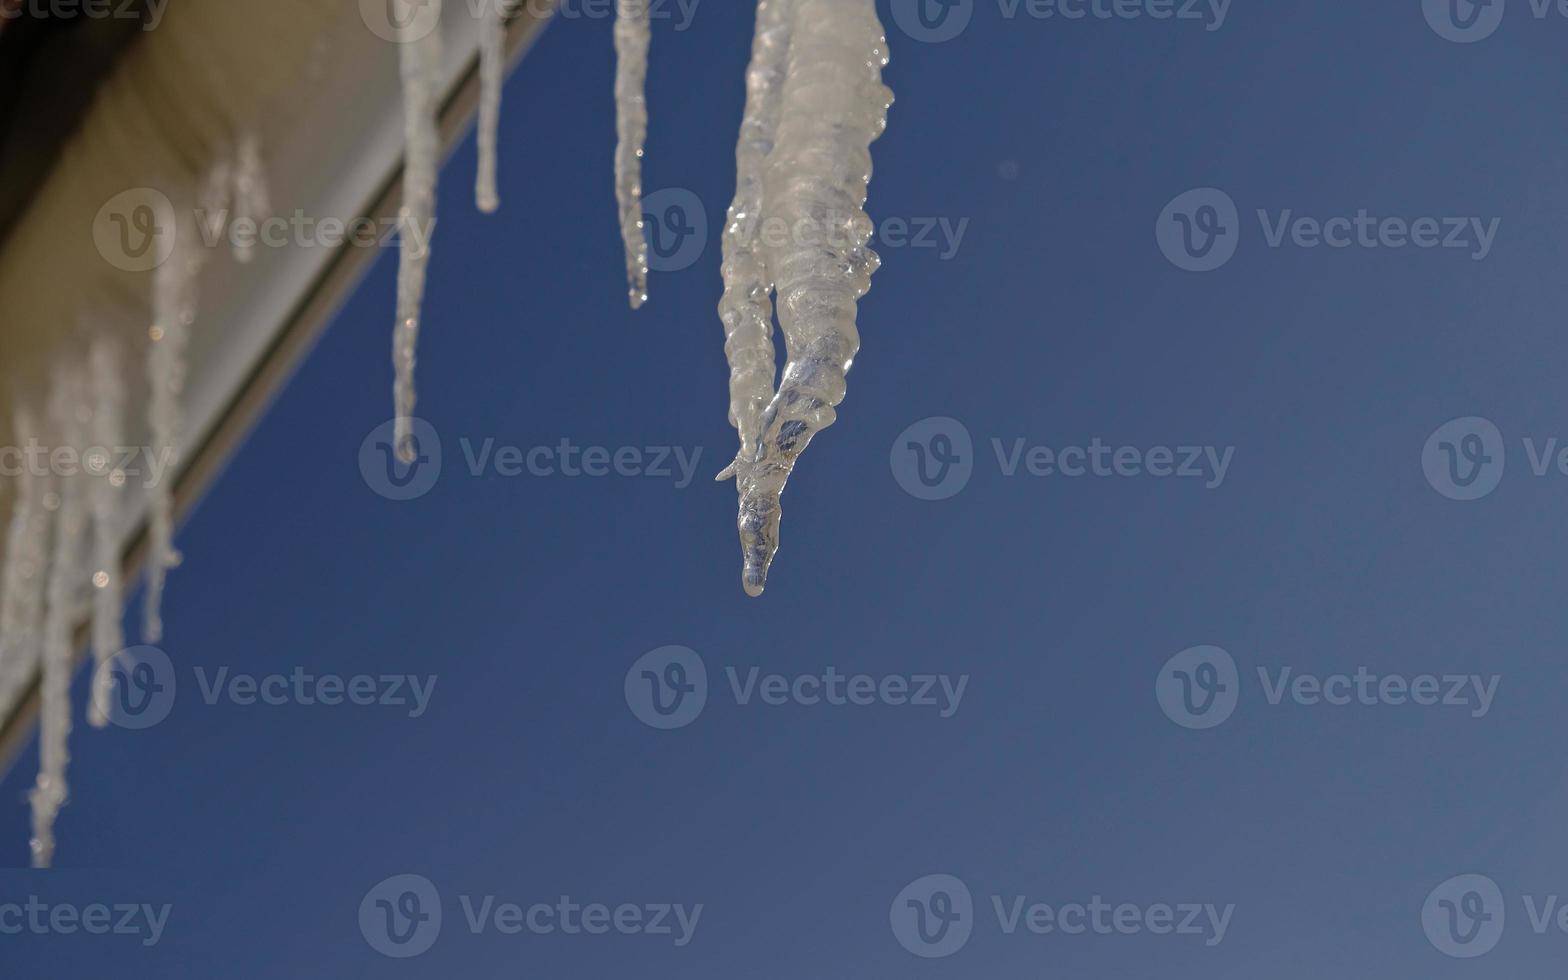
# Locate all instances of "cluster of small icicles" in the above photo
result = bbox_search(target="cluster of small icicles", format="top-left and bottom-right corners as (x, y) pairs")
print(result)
(0, 0), (891, 867)
(3, 338), (160, 869)
(0, 138), (268, 867)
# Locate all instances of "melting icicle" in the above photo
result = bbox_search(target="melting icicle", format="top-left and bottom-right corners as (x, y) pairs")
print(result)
(717, 0), (794, 477)
(31, 367), (89, 869)
(613, 0), (651, 309)
(232, 132), (271, 264)
(476, 0), (507, 214)
(393, 16), (444, 463)
(86, 338), (127, 728)
(0, 406), (52, 724)
(727, 0), (893, 597)
(144, 226), (199, 645)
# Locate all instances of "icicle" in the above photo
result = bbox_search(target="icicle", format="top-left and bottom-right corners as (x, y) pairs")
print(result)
(393, 15), (444, 463)
(86, 338), (127, 728)
(0, 406), (52, 724)
(716, 0), (795, 478)
(31, 367), (89, 869)
(613, 0), (652, 309)
(232, 132), (271, 263)
(476, 0), (507, 214)
(202, 154), (235, 250)
(727, 0), (893, 597)
(144, 224), (199, 645)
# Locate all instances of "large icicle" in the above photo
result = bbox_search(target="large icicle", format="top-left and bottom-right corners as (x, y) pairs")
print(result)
(717, 0), (795, 476)
(613, 0), (651, 309)
(393, 15), (444, 463)
(31, 367), (89, 869)
(144, 222), (200, 645)
(730, 0), (893, 596)
(476, 0), (508, 214)
(0, 406), (53, 724)
(86, 338), (127, 728)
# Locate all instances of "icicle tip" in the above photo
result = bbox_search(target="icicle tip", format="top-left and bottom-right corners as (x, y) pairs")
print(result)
(737, 482), (781, 598)
(393, 417), (420, 465)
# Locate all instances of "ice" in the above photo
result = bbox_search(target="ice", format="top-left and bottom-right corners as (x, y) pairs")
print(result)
(144, 222), (200, 645)
(232, 132), (271, 263)
(0, 0), (906, 868)
(393, 16), (444, 464)
(86, 338), (127, 729)
(717, 0), (795, 476)
(192, 134), (266, 264)
(0, 406), (52, 725)
(31, 367), (89, 869)
(727, 0), (892, 596)
(202, 153), (235, 243)
(477, 0), (507, 214)
(613, 0), (652, 309)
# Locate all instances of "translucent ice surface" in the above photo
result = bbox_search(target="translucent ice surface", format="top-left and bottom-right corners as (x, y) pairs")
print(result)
(0, 406), (51, 725)
(718, 0), (793, 473)
(31, 367), (89, 868)
(724, 0), (892, 596)
(87, 338), (127, 728)
(393, 17), (444, 463)
(613, 0), (652, 309)
(477, 0), (507, 214)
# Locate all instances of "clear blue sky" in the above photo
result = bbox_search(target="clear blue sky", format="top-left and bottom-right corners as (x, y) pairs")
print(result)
(6, 1), (1568, 975)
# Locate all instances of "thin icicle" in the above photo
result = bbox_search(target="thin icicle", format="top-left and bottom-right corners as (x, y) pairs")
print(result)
(31, 367), (89, 869)
(0, 406), (52, 724)
(202, 154), (235, 249)
(729, 0), (893, 596)
(393, 16), (444, 463)
(476, 0), (508, 214)
(86, 338), (127, 728)
(144, 224), (200, 645)
(232, 132), (271, 263)
(716, 0), (795, 478)
(613, 0), (651, 309)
